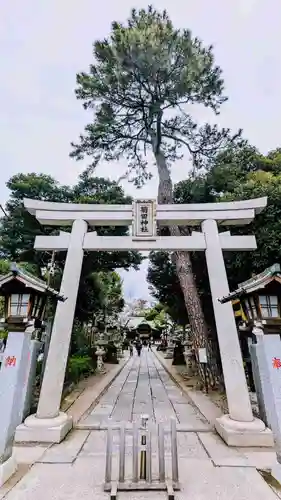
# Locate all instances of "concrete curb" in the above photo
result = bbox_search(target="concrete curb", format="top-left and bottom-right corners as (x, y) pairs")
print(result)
(153, 349), (222, 426)
(66, 355), (130, 426)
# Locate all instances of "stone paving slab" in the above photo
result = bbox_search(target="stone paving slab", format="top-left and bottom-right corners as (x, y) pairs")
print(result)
(237, 448), (278, 469)
(13, 445), (49, 464)
(64, 357), (130, 426)
(76, 417), (212, 432)
(197, 432), (279, 469)
(0, 464), (31, 500)
(85, 350), (208, 427)
(175, 461), (279, 500)
(2, 453), (278, 500)
(37, 430), (90, 463)
(152, 349), (223, 426)
(1, 461), (109, 500)
(78, 429), (210, 460)
(198, 431), (250, 466)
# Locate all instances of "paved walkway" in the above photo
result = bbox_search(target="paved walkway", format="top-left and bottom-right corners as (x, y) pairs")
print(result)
(1, 349), (280, 500)
(86, 349), (208, 427)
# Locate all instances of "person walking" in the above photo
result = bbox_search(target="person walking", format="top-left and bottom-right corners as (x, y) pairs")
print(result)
(129, 342), (134, 356)
(136, 340), (142, 357)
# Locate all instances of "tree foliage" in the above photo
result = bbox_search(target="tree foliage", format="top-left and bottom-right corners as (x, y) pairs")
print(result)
(147, 252), (189, 325)
(144, 302), (177, 331)
(95, 271), (125, 325)
(0, 172), (141, 323)
(0, 259), (10, 275)
(70, 6), (242, 186)
(70, 6), (244, 383)
(149, 145), (281, 317)
(216, 159), (281, 289)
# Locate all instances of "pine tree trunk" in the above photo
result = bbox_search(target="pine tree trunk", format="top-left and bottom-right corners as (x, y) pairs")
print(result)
(153, 149), (220, 387)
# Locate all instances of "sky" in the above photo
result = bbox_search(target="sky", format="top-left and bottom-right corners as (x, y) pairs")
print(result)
(1, 0), (281, 301)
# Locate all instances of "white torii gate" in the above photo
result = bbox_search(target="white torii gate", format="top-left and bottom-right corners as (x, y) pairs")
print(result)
(15, 197), (273, 447)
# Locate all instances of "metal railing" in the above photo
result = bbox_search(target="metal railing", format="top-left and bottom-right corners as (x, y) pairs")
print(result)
(104, 416), (180, 500)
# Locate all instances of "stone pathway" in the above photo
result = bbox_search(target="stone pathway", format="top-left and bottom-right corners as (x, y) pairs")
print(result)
(3, 427), (279, 500)
(81, 349), (208, 429)
(1, 349), (280, 500)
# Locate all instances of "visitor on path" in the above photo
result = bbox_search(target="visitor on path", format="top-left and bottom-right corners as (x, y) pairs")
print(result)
(148, 340), (152, 350)
(129, 342), (134, 356)
(135, 341), (142, 357)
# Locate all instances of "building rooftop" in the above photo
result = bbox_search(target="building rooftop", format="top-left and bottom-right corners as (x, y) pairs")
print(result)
(125, 315), (158, 331)
(0, 263), (64, 300)
(219, 264), (281, 304)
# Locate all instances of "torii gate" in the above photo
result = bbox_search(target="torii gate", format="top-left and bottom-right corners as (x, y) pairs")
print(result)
(16, 197), (273, 447)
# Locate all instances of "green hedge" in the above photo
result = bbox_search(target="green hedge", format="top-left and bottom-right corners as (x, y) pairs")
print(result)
(66, 354), (95, 384)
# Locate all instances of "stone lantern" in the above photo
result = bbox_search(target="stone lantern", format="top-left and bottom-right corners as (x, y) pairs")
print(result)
(0, 263), (63, 486)
(219, 264), (281, 394)
(220, 264), (281, 336)
(0, 263), (63, 332)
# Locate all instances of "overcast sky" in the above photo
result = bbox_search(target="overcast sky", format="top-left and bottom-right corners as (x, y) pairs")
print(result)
(1, 0), (281, 300)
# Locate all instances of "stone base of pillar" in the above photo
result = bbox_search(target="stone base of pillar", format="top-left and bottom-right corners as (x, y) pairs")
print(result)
(15, 412), (72, 444)
(0, 454), (17, 487)
(271, 463), (281, 485)
(215, 414), (274, 447)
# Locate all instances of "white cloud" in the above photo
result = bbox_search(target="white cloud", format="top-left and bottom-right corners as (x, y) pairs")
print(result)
(119, 259), (151, 301)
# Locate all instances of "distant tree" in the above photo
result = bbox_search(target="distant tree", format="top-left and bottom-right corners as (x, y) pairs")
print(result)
(145, 303), (165, 322)
(97, 271), (125, 327)
(129, 298), (149, 316)
(145, 303), (176, 333)
(147, 252), (189, 326)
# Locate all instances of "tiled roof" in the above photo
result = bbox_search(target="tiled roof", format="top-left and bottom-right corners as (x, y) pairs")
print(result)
(0, 263), (63, 299)
(219, 264), (281, 304)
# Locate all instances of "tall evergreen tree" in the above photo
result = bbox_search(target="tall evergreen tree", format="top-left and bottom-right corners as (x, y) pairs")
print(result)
(71, 6), (242, 380)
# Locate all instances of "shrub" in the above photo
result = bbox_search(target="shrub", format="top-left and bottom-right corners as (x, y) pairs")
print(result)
(0, 329), (8, 340)
(72, 344), (98, 369)
(66, 355), (94, 384)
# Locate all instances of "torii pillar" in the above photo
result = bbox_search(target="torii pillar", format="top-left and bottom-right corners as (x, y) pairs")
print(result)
(16, 219), (87, 442)
(202, 219), (273, 446)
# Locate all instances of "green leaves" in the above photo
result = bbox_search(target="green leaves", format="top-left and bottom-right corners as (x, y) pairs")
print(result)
(147, 251), (189, 325)
(182, 145), (281, 290)
(0, 171), (142, 323)
(148, 144), (281, 324)
(0, 259), (10, 276)
(71, 6), (240, 185)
